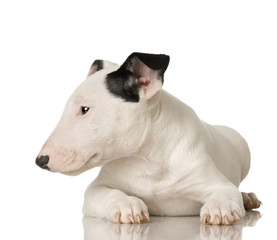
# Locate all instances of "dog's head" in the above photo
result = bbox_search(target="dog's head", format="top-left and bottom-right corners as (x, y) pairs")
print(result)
(36, 52), (169, 175)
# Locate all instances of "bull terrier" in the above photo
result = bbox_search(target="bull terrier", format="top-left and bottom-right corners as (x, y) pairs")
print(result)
(36, 52), (261, 225)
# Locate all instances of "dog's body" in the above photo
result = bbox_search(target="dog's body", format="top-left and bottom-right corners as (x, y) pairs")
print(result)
(36, 53), (260, 225)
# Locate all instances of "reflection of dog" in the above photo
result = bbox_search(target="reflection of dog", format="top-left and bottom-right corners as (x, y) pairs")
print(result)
(36, 52), (261, 225)
(83, 211), (261, 240)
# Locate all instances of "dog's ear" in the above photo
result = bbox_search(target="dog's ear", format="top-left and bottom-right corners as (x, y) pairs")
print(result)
(87, 60), (103, 77)
(87, 60), (117, 77)
(106, 52), (170, 102)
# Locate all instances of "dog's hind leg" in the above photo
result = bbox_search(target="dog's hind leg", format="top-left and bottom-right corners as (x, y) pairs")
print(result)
(242, 192), (262, 210)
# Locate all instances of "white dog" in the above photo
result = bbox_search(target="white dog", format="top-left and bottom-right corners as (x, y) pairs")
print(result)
(36, 52), (261, 225)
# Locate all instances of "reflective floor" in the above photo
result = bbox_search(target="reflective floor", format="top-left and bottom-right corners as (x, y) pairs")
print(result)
(83, 211), (261, 240)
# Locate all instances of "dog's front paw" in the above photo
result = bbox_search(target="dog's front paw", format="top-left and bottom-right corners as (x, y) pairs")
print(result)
(108, 196), (149, 224)
(200, 199), (245, 225)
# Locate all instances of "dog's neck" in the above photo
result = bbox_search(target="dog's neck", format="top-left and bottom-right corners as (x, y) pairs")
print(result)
(135, 90), (202, 167)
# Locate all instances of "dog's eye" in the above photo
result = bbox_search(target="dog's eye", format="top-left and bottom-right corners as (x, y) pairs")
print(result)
(81, 106), (90, 115)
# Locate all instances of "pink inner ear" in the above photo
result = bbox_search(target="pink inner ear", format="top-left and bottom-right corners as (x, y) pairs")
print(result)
(138, 77), (151, 87)
(87, 65), (98, 77)
(132, 57), (162, 99)
(133, 57), (159, 84)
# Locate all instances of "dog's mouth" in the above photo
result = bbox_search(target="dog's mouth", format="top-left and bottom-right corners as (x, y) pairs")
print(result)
(62, 153), (101, 176)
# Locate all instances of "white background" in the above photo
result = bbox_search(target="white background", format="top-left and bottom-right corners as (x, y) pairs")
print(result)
(0, 0), (276, 239)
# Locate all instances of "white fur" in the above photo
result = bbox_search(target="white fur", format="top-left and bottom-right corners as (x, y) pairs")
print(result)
(38, 57), (253, 225)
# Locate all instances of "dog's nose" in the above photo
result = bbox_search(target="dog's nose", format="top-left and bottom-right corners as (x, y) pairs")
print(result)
(36, 155), (50, 170)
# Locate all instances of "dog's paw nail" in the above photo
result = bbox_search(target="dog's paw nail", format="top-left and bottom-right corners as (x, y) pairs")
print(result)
(212, 215), (220, 225)
(127, 214), (134, 224)
(232, 211), (241, 221)
(113, 212), (121, 223)
(135, 215), (141, 223)
(223, 215), (234, 225)
(143, 211), (150, 221)
(202, 214), (210, 224)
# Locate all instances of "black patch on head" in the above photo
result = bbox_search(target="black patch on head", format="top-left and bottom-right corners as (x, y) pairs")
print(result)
(105, 52), (170, 102)
(106, 68), (140, 102)
(91, 59), (103, 71)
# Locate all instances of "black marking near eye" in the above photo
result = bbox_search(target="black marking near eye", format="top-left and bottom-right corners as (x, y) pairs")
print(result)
(81, 106), (90, 115)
